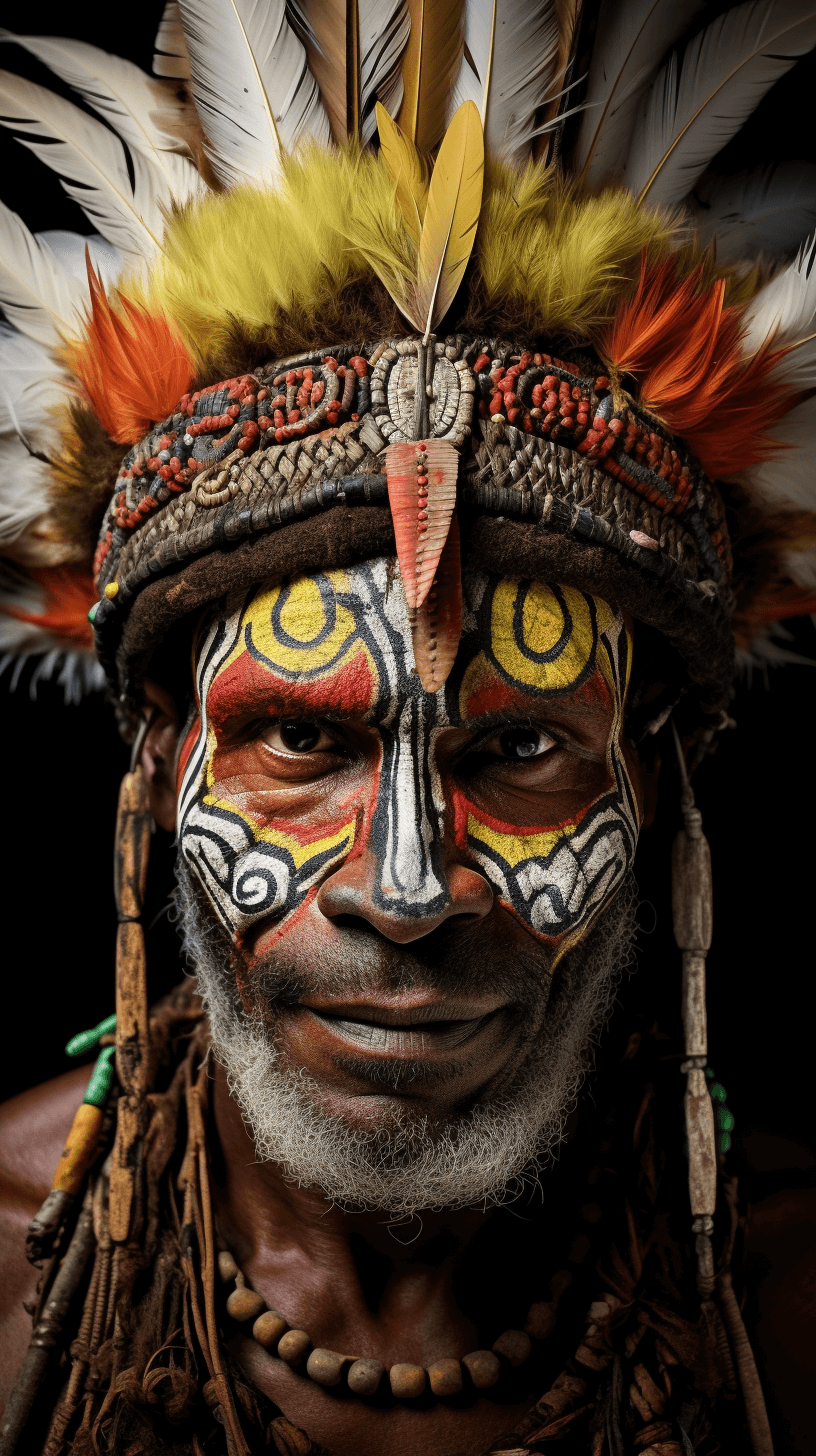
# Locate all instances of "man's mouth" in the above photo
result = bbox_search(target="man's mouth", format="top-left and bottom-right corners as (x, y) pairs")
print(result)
(299, 994), (508, 1058)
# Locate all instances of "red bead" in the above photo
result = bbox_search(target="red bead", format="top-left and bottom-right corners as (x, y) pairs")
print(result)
(474, 353), (491, 373)
(349, 356), (368, 377)
(416, 474), (428, 486)
(258, 416), (272, 431)
(146, 456), (160, 472)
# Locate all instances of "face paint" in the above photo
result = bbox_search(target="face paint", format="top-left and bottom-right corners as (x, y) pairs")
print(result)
(178, 561), (450, 945)
(178, 561), (638, 958)
(452, 578), (638, 955)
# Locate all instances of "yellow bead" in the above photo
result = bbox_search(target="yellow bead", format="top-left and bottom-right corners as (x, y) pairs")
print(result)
(104, 582), (119, 599)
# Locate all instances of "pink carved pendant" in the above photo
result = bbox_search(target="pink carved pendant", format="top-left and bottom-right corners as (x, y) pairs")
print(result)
(410, 515), (462, 693)
(385, 439), (459, 612)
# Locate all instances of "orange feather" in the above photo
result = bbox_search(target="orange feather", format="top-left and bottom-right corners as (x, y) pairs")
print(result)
(602, 255), (792, 481)
(68, 258), (194, 445)
(7, 566), (96, 651)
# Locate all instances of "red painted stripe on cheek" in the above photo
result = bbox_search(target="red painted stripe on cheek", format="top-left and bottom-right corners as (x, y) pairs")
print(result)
(177, 714), (201, 791)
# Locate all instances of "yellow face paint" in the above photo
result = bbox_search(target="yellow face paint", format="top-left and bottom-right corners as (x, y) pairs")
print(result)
(177, 563), (639, 957)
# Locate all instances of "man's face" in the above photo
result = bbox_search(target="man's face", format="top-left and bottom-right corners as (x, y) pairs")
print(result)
(176, 559), (642, 1207)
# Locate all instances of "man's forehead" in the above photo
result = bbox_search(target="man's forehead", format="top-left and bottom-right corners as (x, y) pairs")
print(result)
(196, 558), (628, 721)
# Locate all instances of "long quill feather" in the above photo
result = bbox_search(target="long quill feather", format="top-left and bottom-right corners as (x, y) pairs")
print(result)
(0, 30), (204, 205)
(573, 0), (703, 188)
(397, 0), (463, 155)
(0, 203), (93, 347)
(627, 0), (816, 208)
(376, 102), (428, 246)
(690, 162), (816, 265)
(743, 232), (816, 391)
(289, 2), (410, 144)
(0, 70), (162, 262)
(0, 325), (71, 456)
(450, 0), (560, 165)
(178, 0), (330, 189)
(413, 99), (483, 340)
(154, 1), (191, 80)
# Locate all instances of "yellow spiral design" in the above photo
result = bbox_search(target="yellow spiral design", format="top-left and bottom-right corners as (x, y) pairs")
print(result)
(489, 580), (616, 695)
(222, 570), (359, 678)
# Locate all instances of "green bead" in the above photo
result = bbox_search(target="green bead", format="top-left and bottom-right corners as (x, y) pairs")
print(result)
(87, 601), (99, 624)
(83, 1045), (116, 1108)
(709, 1082), (727, 1103)
(65, 1013), (117, 1058)
(718, 1131), (732, 1155)
(716, 1106), (735, 1133)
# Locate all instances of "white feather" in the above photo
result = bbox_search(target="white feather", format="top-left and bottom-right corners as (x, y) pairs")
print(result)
(0, 635), (105, 699)
(0, 203), (89, 348)
(743, 394), (816, 513)
(154, 0), (191, 80)
(451, 1), (561, 164)
(742, 232), (816, 392)
(0, 29), (205, 207)
(627, 1), (816, 208)
(36, 231), (123, 291)
(0, 325), (72, 455)
(178, 0), (330, 189)
(0, 433), (54, 545)
(359, 1), (411, 144)
(573, 0), (703, 188)
(0, 69), (164, 262)
(689, 162), (816, 264)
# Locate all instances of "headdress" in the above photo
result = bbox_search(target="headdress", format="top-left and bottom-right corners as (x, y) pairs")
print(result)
(1, 5), (811, 1452)
(1, 1), (815, 730)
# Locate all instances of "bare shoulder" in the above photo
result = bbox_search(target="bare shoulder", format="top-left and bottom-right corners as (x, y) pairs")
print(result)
(746, 1187), (816, 1456)
(0, 1067), (89, 1408)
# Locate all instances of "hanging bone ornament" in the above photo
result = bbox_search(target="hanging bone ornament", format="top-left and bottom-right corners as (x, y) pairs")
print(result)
(385, 437), (461, 691)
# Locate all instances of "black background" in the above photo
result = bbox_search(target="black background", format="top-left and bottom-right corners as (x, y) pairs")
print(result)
(1, 4), (814, 1219)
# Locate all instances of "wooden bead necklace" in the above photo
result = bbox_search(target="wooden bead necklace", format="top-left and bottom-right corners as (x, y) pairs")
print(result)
(219, 1247), (583, 1401)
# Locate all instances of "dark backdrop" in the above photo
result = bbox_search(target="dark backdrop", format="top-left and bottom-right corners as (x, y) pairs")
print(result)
(1, 6), (814, 1220)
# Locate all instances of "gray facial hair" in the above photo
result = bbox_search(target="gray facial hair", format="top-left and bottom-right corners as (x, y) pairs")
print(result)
(175, 860), (639, 1217)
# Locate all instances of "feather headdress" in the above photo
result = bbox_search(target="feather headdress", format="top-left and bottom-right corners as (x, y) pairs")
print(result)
(1, 0), (816, 695)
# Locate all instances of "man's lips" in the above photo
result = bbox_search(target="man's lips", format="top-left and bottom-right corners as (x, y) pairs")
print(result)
(297, 993), (509, 1058)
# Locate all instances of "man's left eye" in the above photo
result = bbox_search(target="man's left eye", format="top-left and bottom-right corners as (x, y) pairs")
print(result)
(262, 719), (335, 754)
(487, 726), (557, 760)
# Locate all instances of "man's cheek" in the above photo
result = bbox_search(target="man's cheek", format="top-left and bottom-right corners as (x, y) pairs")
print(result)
(452, 782), (638, 951)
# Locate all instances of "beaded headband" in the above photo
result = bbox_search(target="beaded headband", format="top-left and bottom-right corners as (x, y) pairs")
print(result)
(90, 332), (732, 724)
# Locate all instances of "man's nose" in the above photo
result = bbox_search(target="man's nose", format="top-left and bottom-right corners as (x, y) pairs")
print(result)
(316, 847), (494, 943)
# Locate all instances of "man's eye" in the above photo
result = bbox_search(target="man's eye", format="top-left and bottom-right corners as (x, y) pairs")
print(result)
(490, 726), (556, 760)
(263, 720), (334, 754)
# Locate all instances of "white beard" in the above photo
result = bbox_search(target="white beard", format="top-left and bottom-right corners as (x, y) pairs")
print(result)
(176, 863), (638, 1217)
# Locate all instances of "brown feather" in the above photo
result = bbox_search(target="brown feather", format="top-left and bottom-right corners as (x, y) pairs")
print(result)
(397, 0), (464, 155)
(291, 0), (358, 143)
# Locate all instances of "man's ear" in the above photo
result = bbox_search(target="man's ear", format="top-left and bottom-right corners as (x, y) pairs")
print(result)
(140, 679), (180, 832)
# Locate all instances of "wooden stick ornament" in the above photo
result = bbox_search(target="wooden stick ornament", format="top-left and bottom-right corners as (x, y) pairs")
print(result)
(109, 764), (153, 1244)
(670, 722), (775, 1456)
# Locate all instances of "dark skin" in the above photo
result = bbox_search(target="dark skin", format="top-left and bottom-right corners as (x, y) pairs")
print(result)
(0, 672), (813, 1454)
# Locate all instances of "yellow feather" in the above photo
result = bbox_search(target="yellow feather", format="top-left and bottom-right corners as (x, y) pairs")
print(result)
(414, 100), (484, 341)
(376, 102), (428, 247)
(103, 144), (683, 379)
(397, 0), (464, 155)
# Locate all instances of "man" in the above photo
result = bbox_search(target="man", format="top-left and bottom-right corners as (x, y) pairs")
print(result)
(0, 3), (815, 1452)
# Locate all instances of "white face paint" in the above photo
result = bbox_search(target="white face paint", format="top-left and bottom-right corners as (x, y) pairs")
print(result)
(177, 560), (638, 958)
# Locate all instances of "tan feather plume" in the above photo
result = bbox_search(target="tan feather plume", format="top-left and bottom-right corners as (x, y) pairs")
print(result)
(376, 102), (428, 246)
(413, 99), (483, 340)
(396, 0), (464, 155)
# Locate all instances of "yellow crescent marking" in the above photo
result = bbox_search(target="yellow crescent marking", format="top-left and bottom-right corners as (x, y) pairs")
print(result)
(466, 814), (578, 867)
